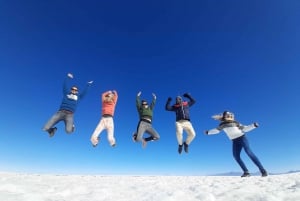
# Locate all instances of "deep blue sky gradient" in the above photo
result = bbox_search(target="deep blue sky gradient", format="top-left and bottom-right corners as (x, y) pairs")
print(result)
(0, 0), (299, 175)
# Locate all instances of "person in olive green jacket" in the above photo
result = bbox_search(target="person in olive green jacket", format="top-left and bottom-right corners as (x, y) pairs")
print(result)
(132, 91), (160, 148)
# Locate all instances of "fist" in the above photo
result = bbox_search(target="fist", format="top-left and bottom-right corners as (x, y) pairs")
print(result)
(167, 97), (172, 102)
(67, 73), (73, 79)
(183, 93), (190, 98)
(152, 93), (156, 99)
(254, 122), (259, 127)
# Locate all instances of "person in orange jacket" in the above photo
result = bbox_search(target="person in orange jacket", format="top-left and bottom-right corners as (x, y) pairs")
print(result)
(90, 90), (118, 147)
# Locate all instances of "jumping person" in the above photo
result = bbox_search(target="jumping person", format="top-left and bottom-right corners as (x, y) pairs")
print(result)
(42, 73), (93, 137)
(132, 91), (160, 148)
(165, 93), (196, 154)
(90, 90), (118, 147)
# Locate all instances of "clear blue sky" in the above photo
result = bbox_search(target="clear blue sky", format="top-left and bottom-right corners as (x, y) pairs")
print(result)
(0, 0), (299, 175)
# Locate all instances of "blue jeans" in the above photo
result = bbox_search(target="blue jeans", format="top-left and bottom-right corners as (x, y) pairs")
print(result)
(232, 135), (266, 173)
(43, 110), (74, 133)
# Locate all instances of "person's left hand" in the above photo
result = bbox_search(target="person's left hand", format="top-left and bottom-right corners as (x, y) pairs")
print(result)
(152, 93), (156, 99)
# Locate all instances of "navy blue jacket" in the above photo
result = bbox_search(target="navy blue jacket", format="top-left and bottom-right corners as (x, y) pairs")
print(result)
(165, 95), (195, 121)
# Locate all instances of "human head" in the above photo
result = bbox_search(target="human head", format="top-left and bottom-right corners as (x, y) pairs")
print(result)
(104, 91), (114, 102)
(70, 86), (78, 94)
(222, 111), (234, 121)
(142, 100), (148, 105)
(105, 91), (114, 97)
(176, 96), (182, 104)
(141, 100), (149, 108)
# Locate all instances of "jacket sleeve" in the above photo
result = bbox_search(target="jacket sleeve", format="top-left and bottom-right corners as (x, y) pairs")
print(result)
(165, 99), (173, 111)
(63, 77), (70, 95)
(113, 90), (118, 103)
(186, 94), (195, 107)
(240, 123), (257, 133)
(136, 94), (141, 109)
(78, 83), (91, 99)
(150, 96), (156, 109)
(206, 128), (221, 135)
(101, 91), (109, 102)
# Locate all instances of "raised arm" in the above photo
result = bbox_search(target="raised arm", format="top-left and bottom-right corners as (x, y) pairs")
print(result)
(165, 97), (173, 111)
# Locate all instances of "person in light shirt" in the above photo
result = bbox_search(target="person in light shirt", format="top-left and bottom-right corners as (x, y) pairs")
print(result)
(205, 111), (268, 177)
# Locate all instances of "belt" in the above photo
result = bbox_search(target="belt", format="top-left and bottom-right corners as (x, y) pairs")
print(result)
(141, 118), (152, 124)
(102, 114), (113, 118)
(59, 110), (73, 114)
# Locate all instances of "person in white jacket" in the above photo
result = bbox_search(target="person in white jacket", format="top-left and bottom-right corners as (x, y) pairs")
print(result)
(205, 111), (268, 177)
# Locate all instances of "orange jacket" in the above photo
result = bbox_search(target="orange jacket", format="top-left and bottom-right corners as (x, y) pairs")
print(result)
(101, 90), (118, 116)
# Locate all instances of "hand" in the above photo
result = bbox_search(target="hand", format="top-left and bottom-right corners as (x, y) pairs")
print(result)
(67, 73), (73, 79)
(137, 91), (141, 96)
(87, 80), (93, 85)
(112, 90), (117, 94)
(183, 93), (190, 98)
(152, 93), (156, 99)
(167, 97), (172, 102)
(204, 130), (209, 135)
(254, 122), (259, 127)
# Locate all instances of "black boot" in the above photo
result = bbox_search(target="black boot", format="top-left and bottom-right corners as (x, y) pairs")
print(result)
(183, 142), (189, 153)
(48, 127), (57, 137)
(241, 172), (251, 177)
(178, 144), (183, 154)
(261, 170), (268, 177)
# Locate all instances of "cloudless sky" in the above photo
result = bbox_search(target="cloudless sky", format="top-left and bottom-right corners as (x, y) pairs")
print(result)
(0, 0), (299, 175)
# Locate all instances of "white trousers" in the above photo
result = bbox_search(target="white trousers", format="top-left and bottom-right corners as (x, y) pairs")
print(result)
(175, 120), (196, 145)
(91, 117), (115, 146)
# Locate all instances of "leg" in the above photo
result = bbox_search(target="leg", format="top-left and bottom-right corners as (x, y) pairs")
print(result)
(90, 118), (105, 146)
(64, 113), (75, 134)
(43, 111), (62, 132)
(183, 121), (196, 153)
(175, 122), (184, 154)
(106, 118), (116, 146)
(135, 121), (147, 142)
(175, 122), (184, 145)
(232, 137), (249, 174)
(242, 136), (267, 175)
(144, 126), (160, 141)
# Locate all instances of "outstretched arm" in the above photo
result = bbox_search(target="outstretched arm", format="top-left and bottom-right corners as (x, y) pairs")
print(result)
(79, 79), (93, 99)
(136, 91), (142, 108)
(150, 93), (156, 109)
(165, 97), (173, 111)
(63, 73), (73, 94)
(205, 128), (221, 135)
(183, 93), (195, 106)
(240, 123), (259, 133)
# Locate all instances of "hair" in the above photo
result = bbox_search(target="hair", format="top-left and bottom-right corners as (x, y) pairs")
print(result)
(212, 114), (223, 120)
(71, 85), (79, 90)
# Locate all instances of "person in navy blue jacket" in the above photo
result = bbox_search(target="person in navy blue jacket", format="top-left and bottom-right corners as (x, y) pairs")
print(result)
(42, 73), (93, 137)
(165, 93), (196, 154)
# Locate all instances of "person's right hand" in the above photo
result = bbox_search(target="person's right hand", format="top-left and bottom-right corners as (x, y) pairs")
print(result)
(67, 73), (73, 79)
